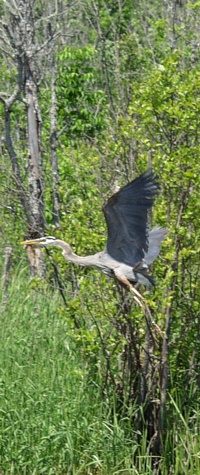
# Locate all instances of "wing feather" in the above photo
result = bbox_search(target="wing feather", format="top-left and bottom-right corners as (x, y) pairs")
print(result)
(144, 226), (168, 265)
(103, 170), (159, 266)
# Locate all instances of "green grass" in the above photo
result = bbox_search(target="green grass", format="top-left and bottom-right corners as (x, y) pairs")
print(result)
(0, 267), (138, 474)
(0, 266), (200, 474)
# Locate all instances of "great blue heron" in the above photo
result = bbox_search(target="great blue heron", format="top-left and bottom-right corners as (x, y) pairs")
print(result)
(21, 170), (167, 307)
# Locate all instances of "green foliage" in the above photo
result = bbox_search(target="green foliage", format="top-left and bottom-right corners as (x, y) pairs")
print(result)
(41, 47), (200, 456)
(57, 46), (107, 140)
(117, 51), (200, 386)
(1, 2), (200, 473)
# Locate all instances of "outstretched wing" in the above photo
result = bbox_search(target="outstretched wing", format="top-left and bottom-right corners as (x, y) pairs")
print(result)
(144, 226), (168, 265)
(103, 170), (159, 266)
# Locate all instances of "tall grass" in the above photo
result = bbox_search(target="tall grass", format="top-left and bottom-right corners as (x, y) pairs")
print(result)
(0, 266), (200, 474)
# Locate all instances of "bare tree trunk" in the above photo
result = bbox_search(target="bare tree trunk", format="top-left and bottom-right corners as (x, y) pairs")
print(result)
(26, 90), (44, 233)
(49, 24), (60, 227)
(0, 0), (45, 276)
(22, 1), (45, 275)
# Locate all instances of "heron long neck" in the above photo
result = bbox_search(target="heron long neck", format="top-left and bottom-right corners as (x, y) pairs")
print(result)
(53, 240), (102, 268)
(63, 249), (99, 268)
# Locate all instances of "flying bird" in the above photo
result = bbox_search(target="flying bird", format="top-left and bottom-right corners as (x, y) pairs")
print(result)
(21, 170), (167, 305)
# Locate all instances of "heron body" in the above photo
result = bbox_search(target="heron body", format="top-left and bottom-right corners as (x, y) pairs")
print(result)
(21, 170), (167, 293)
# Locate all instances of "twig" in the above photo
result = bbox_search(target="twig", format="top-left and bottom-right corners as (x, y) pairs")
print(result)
(2, 246), (13, 310)
(45, 248), (80, 328)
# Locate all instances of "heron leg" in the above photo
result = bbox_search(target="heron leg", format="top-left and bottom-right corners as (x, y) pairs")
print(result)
(114, 272), (163, 337)
(114, 273), (145, 307)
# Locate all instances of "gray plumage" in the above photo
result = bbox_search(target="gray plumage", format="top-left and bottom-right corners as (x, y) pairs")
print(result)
(21, 170), (167, 289)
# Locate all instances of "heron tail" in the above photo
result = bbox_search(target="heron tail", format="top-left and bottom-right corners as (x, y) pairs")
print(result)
(134, 270), (155, 287)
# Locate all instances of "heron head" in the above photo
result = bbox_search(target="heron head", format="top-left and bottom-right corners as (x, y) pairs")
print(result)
(20, 236), (57, 247)
(20, 236), (73, 256)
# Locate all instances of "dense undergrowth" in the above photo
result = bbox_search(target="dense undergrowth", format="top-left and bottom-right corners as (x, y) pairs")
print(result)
(0, 267), (200, 475)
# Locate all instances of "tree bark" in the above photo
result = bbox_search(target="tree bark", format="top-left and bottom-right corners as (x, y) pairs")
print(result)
(0, 0), (45, 275)
(49, 24), (60, 227)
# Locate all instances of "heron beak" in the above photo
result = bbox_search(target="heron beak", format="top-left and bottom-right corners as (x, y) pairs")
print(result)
(20, 239), (41, 246)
